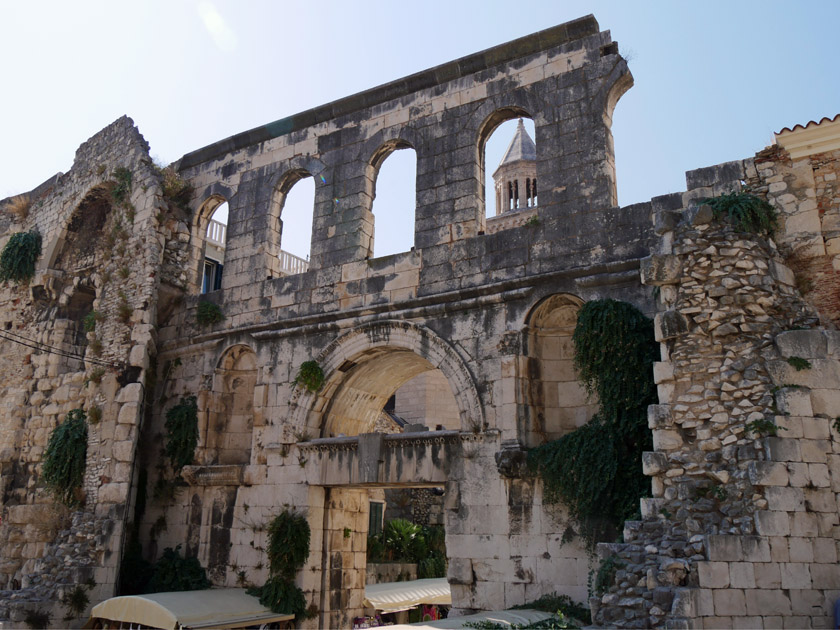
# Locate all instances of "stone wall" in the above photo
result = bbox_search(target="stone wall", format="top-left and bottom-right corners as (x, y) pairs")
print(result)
(593, 141), (840, 628)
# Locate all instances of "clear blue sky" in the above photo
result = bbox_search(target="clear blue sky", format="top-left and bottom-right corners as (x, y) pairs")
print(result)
(2, 1), (838, 258)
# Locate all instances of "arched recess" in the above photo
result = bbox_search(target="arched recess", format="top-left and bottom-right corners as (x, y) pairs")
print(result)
(268, 167), (316, 277)
(202, 344), (257, 465)
(193, 195), (228, 294)
(477, 106), (534, 225)
(521, 294), (597, 447)
(287, 321), (483, 438)
(366, 139), (417, 258)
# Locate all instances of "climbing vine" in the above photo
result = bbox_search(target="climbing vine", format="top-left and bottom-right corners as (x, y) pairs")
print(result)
(0, 229), (42, 284)
(163, 396), (198, 471)
(248, 509), (312, 618)
(529, 299), (657, 548)
(294, 360), (324, 393)
(42, 408), (88, 507)
(704, 191), (777, 236)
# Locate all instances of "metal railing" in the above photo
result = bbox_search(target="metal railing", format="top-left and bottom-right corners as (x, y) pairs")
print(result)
(206, 219), (227, 247)
(278, 250), (309, 276)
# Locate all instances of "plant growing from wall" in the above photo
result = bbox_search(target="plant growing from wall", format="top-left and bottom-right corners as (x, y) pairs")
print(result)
(248, 509), (311, 618)
(196, 300), (225, 326)
(111, 167), (133, 205)
(704, 191), (777, 236)
(529, 299), (657, 548)
(83, 310), (104, 333)
(294, 360), (325, 393)
(0, 229), (41, 284)
(786, 356), (811, 371)
(42, 408), (88, 507)
(163, 396), (198, 471)
(146, 545), (211, 592)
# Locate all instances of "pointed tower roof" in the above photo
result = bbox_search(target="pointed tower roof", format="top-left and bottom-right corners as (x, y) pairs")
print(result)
(497, 119), (536, 169)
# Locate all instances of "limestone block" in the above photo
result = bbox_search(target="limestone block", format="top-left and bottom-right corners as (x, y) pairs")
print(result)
(775, 388), (813, 417)
(803, 418), (830, 440)
(780, 563), (812, 589)
(769, 537), (790, 563)
(769, 260), (796, 286)
(776, 330), (827, 359)
(810, 389), (840, 416)
(748, 461), (788, 486)
(790, 512), (819, 537)
(810, 563), (840, 589)
(706, 536), (742, 562)
(640, 254), (682, 286)
(112, 440), (134, 462)
(652, 429), (682, 450)
(744, 589), (792, 616)
(763, 436), (801, 462)
(653, 361), (674, 384)
(754, 511), (790, 537)
(767, 359), (840, 389)
(741, 537), (772, 562)
(98, 482), (128, 504)
(728, 563), (755, 589)
(754, 562), (781, 589)
(117, 403), (139, 425)
(642, 451), (668, 476)
(803, 487), (835, 512)
(801, 439), (830, 463)
(654, 310), (688, 341)
(788, 538), (815, 563)
(713, 589), (746, 616)
(808, 463), (830, 487)
(765, 486), (805, 512)
(697, 561), (729, 588)
(116, 383), (144, 403)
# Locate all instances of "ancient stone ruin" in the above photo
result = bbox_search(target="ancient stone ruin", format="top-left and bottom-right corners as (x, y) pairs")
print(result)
(1, 14), (839, 629)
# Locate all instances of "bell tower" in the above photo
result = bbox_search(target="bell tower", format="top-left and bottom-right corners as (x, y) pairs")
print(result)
(492, 119), (537, 215)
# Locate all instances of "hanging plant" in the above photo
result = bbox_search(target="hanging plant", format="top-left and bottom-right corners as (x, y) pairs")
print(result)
(0, 229), (42, 284)
(294, 360), (324, 393)
(163, 396), (198, 471)
(704, 191), (777, 236)
(42, 409), (88, 506)
(248, 509), (312, 618)
(529, 299), (657, 548)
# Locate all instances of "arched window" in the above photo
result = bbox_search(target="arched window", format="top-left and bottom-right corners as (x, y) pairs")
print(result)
(271, 172), (314, 276)
(478, 111), (537, 220)
(202, 201), (228, 293)
(369, 143), (416, 258)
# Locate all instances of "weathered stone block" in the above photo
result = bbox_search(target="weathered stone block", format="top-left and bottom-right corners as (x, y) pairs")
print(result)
(754, 511), (790, 537)
(642, 451), (668, 476)
(653, 429), (683, 450)
(697, 561), (729, 588)
(745, 589), (792, 616)
(781, 562), (812, 589)
(765, 486), (805, 512)
(640, 254), (682, 286)
(754, 562), (781, 589)
(775, 388), (813, 417)
(713, 588), (746, 616)
(776, 330), (827, 359)
(748, 461), (789, 486)
(655, 310), (688, 341)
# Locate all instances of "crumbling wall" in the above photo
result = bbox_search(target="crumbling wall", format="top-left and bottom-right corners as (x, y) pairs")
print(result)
(0, 117), (176, 625)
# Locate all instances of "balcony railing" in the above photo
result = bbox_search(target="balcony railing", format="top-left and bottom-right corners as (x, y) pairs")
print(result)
(206, 219), (226, 247)
(278, 250), (309, 276)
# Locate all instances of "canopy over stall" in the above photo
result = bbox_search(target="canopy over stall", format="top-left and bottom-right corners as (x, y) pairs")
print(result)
(363, 578), (451, 613)
(85, 588), (294, 629)
(390, 608), (556, 628)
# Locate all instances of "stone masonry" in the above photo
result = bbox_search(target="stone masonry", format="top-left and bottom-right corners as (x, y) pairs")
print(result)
(2, 13), (840, 630)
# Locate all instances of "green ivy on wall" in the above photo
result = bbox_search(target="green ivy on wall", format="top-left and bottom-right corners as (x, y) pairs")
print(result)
(163, 396), (198, 471)
(0, 229), (42, 284)
(42, 409), (88, 506)
(529, 299), (657, 548)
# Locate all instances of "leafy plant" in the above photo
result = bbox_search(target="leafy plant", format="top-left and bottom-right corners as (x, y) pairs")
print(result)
(0, 229), (42, 284)
(111, 167), (133, 205)
(87, 405), (102, 425)
(294, 360), (325, 393)
(146, 545), (210, 593)
(89, 336), (103, 356)
(117, 291), (133, 324)
(704, 191), (777, 236)
(61, 584), (91, 619)
(512, 593), (590, 625)
(786, 356), (812, 371)
(42, 409), (88, 506)
(197, 301), (225, 326)
(83, 310), (103, 333)
(529, 300), (656, 548)
(23, 609), (51, 629)
(593, 555), (624, 595)
(87, 367), (106, 385)
(163, 396), (198, 471)
(155, 164), (194, 211)
(746, 417), (784, 437)
(383, 518), (423, 561)
(249, 509), (311, 618)
(525, 215), (540, 227)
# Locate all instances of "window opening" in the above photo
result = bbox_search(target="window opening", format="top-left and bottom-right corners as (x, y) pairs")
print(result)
(371, 147), (416, 258)
(201, 201), (227, 294)
(276, 175), (314, 276)
(483, 116), (536, 218)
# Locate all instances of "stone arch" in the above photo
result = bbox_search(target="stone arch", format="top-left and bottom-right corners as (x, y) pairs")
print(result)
(288, 320), (483, 438)
(365, 137), (418, 257)
(201, 343), (258, 465)
(44, 183), (113, 272)
(193, 194), (229, 293)
(520, 293), (596, 446)
(475, 104), (536, 227)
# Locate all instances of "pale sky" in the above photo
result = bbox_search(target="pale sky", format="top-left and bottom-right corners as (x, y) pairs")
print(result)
(2, 1), (838, 259)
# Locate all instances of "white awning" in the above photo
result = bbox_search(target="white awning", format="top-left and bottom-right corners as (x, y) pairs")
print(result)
(86, 588), (294, 629)
(364, 578), (451, 613)
(390, 608), (555, 628)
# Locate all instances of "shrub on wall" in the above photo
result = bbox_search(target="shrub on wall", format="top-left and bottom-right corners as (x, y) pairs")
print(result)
(42, 408), (88, 507)
(146, 545), (210, 593)
(529, 299), (657, 548)
(704, 191), (777, 236)
(163, 396), (198, 471)
(196, 301), (225, 326)
(294, 360), (325, 393)
(249, 509), (311, 618)
(0, 229), (42, 284)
